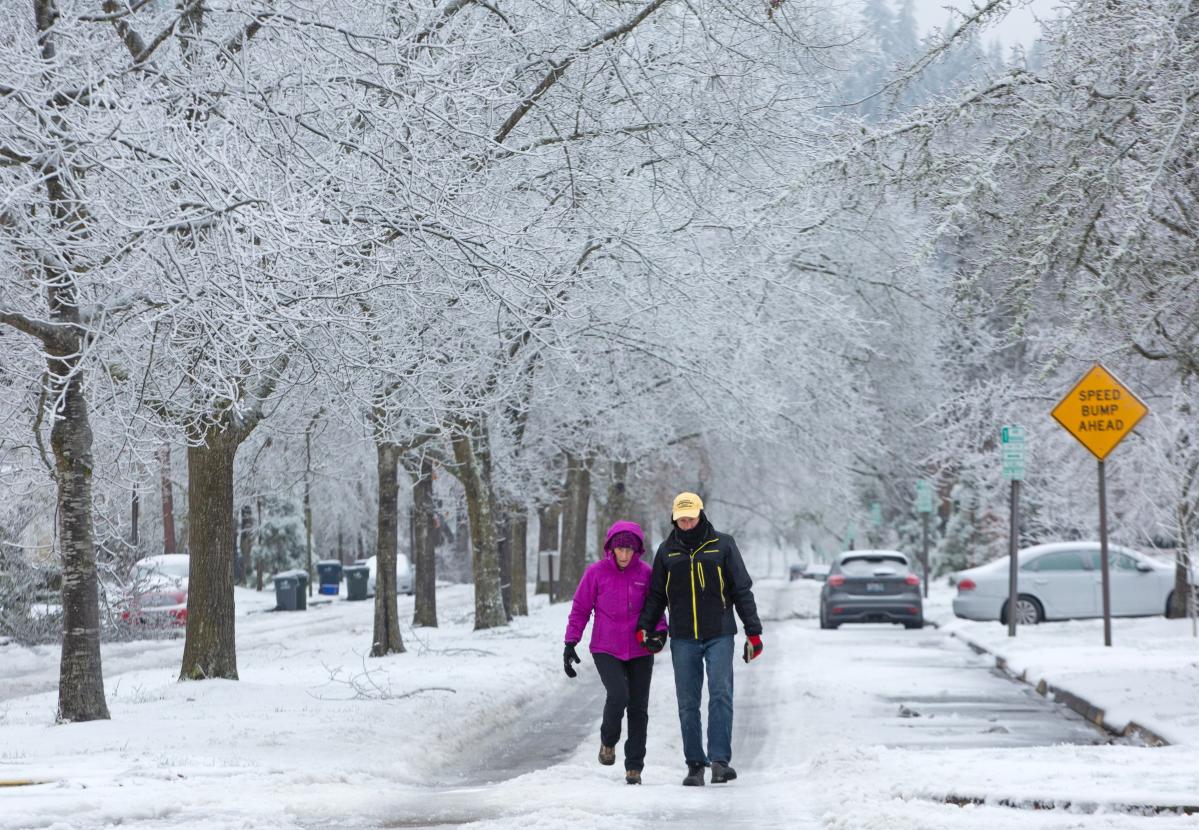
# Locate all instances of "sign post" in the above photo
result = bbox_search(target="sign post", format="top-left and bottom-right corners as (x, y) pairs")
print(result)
(1051, 364), (1149, 647)
(915, 480), (933, 598)
(1001, 425), (1026, 637)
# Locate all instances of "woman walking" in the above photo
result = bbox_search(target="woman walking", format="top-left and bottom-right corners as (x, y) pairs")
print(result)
(563, 521), (667, 784)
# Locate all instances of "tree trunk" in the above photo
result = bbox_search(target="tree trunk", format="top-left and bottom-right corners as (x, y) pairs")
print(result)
(130, 486), (140, 547)
(558, 453), (592, 598)
(508, 510), (529, 615)
(497, 515), (513, 619)
(451, 425), (507, 629)
(237, 504), (253, 586)
(409, 454), (438, 627)
(594, 460), (630, 554)
(1168, 404), (1197, 619)
(453, 493), (471, 581)
(372, 442), (405, 656)
(20, 0), (107, 722)
(535, 503), (560, 595)
(1169, 493), (1195, 618)
(160, 444), (177, 555)
(180, 436), (240, 680)
(303, 440), (313, 598)
(51, 367), (110, 722)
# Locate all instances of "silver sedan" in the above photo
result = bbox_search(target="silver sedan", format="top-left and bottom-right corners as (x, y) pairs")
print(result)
(952, 542), (1188, 624)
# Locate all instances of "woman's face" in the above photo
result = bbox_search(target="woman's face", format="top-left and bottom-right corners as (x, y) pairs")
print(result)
(614, 546), (635, 568)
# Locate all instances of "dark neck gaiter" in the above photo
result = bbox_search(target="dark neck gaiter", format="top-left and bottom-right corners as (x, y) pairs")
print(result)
(675, 514), (710, 549)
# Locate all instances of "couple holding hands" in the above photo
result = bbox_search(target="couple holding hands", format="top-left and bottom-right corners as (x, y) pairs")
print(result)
(563, 492), (763, 786)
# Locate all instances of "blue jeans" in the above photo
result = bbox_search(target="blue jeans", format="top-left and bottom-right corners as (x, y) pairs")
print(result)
(670, 634), (734, 765)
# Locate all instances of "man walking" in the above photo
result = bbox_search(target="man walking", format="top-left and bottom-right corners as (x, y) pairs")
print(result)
(636, 492), (763, 787)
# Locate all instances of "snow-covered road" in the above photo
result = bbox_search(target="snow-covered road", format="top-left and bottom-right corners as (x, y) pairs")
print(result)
(4, 580), (1198, 830)
(337, 582), (1137, 830)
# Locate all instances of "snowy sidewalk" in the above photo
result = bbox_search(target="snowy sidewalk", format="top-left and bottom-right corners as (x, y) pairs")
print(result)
(930, 583), (1199, 748)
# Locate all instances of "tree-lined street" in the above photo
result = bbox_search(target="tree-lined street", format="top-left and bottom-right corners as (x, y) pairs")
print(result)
(2, 0), (1197, 825)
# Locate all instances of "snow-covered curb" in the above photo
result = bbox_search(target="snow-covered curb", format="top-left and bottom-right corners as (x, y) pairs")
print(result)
(947, 629), (1173, 747)
(927, 582), (1199, 749)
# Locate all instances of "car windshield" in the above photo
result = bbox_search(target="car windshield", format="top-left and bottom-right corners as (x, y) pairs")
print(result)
(840, 557), (906, 576)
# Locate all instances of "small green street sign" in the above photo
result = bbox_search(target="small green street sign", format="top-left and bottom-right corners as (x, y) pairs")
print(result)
(869, 501), (882, 527)
(915, 479), (933, 514)
(1001, 424), (1027, 481)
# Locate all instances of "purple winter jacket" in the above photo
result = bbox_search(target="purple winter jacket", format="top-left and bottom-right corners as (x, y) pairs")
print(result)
(565, 521), (667, 661)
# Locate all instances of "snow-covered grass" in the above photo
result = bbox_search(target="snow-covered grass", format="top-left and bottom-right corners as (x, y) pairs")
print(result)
(0, 585), (570, 829)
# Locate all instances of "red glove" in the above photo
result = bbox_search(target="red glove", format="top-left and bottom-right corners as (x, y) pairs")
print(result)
(742, 635), (763, 663)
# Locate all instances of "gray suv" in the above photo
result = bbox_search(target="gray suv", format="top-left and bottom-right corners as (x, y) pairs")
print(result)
(820, 550), (923, 630)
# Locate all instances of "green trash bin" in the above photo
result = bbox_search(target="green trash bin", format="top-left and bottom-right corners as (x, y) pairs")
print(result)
(273, 573), (299, 611)
(344, 565), (369, 601)
(295, 571), (309, 610)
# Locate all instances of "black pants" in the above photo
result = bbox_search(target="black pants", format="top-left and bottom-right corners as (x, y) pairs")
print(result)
(593, 653), (654, 772)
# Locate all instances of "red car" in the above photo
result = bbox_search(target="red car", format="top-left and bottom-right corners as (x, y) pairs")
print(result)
(120, 555), (190, 628)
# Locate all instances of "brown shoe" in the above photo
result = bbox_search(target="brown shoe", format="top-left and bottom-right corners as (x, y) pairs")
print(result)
(626, 769), (642, 785)
(598, 745), (616, 766)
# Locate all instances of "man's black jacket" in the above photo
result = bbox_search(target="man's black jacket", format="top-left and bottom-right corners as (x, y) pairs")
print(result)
(637, 517), (762, 641)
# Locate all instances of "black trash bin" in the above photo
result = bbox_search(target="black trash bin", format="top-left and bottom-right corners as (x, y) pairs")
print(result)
(295, 571), (309, 610)
(344, 565), (369, 601)
(316, 560), (343, 596)
(273, 573), (299, 611)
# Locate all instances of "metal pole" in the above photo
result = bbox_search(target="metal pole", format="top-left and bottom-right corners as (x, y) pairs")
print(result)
(1008, 479), (1020, 637)
(1098, 460), (1112, 647)
(549, 559), (555, 605)
(921, 512), (930, 599)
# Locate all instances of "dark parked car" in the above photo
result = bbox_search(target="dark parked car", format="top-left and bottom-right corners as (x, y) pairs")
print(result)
(803, 563), (830, 582)
(820, 550), (923, 630)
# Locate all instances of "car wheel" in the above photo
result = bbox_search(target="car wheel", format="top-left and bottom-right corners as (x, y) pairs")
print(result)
(905, 618), (924, 630)
(819, 607), (837, 630)
(1002, 595), (1043, 625)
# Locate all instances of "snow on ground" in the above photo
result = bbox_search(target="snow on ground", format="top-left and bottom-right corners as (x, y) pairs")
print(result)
(0, 585), (574, 829)
(3, 578), (1199, 829)
(936, 590), (1199, 745)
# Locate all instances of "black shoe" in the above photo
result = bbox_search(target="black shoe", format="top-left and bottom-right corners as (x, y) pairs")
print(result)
(711, 761), (737, 783)
(682, 763), (705, 786)
(626, 769), (642, 785)
(598, 745), (616, 766)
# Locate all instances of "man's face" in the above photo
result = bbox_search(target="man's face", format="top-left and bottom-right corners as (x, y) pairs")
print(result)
(676, 515), (699, 531)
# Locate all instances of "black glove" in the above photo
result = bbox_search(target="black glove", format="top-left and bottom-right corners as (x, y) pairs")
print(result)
(563, 642), (581, 678)
(638, 629), (667, 654)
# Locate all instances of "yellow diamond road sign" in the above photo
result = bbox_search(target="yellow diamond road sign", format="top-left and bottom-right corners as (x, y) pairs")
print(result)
(1051, 364), (1148, 460)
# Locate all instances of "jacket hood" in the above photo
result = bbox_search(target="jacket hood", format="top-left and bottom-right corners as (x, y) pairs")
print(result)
(603, 521), (646, 560)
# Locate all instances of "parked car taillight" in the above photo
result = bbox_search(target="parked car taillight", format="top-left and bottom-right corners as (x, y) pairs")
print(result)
(957, 578), (977, 592)
(905, 574), (920, 586)
(828, 574), (846, 587)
